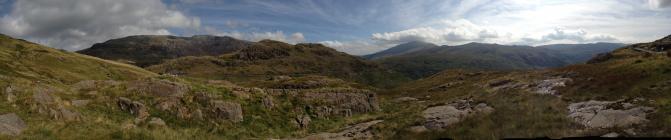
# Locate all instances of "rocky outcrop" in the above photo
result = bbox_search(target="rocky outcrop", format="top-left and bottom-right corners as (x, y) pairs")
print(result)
(126, 79), (189, 97)
(208, 100), (243, 122)
(300, 120), (383, 140)
(0, 113), (26, 136)
(118, 97), (150, 121)
(301, 90), (379, 118)
(532, 77), (571, 95)
(293, 115), (311, 129)
(567, 100), (655, 129)
(422, 99), (494, 130)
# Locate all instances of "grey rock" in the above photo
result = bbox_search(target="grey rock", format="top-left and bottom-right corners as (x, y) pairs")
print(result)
(294, 115), (311, 129)
(262, 96), (274, 109)
(422, 100), (494, 130)
(601, 132), (619, 138)
(117, 97), (150, 121)
(71, 100), (91, 107)
(568, 100), (654, 129)
(148, 117), (167, 128)
(209, 100), (243, 122)
(533, 78), (572, 95)
(301, 120), (383, 140)
(0, 113), (26, 136)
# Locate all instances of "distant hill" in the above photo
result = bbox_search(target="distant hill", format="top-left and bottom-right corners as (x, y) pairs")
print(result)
(374, 42), (624, 79)
(363, 41), (438, 59)
(147, 40), (410, 87)
(0, 34), (156, 83)
(77, 35), (254, 67)
(375, 43), (572, 79)
(539, 42), (625, 63)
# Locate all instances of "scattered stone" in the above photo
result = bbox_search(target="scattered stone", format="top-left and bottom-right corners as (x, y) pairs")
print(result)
(262, 96), (274, 109)
(301, 120), (383, 140)
(393, 97), (419, 103)
(533, 78), (572, 95)
(148, 117), (167, 128)
(567, 100), (654, 129)
(4, 86), (16, 103)
(294, 115), (311, 129)
(601, 132), (619, 138)
(117, 97), (150, 121)
(209, 100), (243, 122)
(53, 108), (82, 122)
(126, 79), (188, 97)
(422, 99), (494, 130)
(300, 90), (380, 118)
(0, 113), (27, 136)
(71, 100), (91, 107)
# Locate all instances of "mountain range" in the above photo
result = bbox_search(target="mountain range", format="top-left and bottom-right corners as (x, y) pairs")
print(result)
(368, 41), (624, 79)
(1, 32), (669, 139)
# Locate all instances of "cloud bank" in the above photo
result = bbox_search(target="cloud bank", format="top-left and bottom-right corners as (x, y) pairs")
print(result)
(0, 0), (200, 50)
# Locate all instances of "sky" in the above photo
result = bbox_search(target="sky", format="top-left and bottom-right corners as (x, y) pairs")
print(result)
(0, 0), (670, 55)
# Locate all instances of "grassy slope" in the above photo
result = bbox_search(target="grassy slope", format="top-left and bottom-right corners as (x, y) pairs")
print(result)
(147, 40), (410, 88)
(373, 46), (671, 139)
(376, 43), (573, 79)
(0, 34), (384, 139)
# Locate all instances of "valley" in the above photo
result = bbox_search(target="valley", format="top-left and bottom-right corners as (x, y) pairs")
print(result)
(0, 33), (670, 139)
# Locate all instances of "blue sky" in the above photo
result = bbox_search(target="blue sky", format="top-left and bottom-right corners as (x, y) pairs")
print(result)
(1, 0), (670, 55)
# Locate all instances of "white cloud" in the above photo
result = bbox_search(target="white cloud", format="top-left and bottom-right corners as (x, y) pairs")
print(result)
(517, 28), (618, 45)
(371, 19), (503, 45)
(214, 30), (306, 44)
(0, 0), (200, 50)
(370, 19), (620, 46)
(319, 40), (388, 55)
(649, 0), (671, 8)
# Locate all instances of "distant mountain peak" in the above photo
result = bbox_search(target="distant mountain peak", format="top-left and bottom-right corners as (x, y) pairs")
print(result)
(363, 41), (437, 59)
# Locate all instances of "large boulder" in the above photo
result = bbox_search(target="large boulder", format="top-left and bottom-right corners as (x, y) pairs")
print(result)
(0, 113), (27, 136)
(422, 99), (494, 130)
(208, 100), (243, 122)
(118, 97), (150, 121)
(568, 100), (655, 129)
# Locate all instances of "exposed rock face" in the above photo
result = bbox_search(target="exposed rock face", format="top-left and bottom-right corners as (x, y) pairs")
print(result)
(118, 97), (150, 121)
(126, 79), (189, 97)
(0, 113), (26, 136)
(422, 100), (494, 130)
(567, 100), (655, 129)
(533, 78), (572, 95)
(209, 100), (243, 122)
(301, 120), (383, 140)
(300, 89), (380, 118)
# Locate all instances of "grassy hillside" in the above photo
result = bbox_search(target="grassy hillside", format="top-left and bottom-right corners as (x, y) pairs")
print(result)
(147, 40), (410, 88)
(0, 34), (386, 139)
(371, 38), (671, 139)
(77, 35), (254, 67)
(377, 43), (573, 79)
